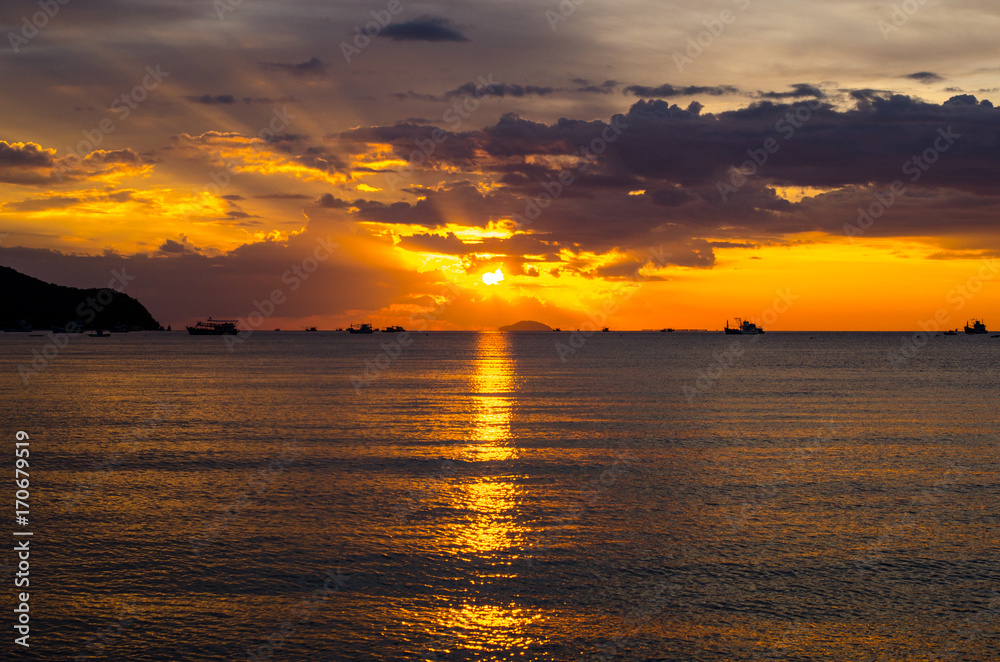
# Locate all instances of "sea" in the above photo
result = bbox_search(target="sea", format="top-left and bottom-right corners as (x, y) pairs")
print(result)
(1, 330), (998, 661)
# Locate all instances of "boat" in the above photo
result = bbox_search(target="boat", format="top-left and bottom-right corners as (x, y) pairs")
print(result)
(304, 326), (317, 332)
(724, 318), (764, 335)
(942, 329), (958, 336)
(88, 330), (111, 337)
(602, 327), (609, 332)
(348, 323), (374, 334)
(382, 325), (405, 333)
(660, 328), (675, 333)
(187, 318), (240, 335)
(3, 320), (33, 333)
(964, 319), (987, 334)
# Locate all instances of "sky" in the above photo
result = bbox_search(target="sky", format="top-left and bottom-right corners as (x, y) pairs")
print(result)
(1, 0), (999, 331)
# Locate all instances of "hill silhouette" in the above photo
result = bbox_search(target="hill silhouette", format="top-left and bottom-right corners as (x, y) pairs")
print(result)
(0, 265), (160, 330)
(498, 320), (552, 331)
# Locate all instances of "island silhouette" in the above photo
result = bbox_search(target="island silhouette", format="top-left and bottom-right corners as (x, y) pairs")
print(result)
(498, 320), (552, 331)
(0, 265), (160, 331)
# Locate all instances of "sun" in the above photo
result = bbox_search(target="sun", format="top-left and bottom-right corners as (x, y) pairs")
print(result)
(482, 268), (504, 285)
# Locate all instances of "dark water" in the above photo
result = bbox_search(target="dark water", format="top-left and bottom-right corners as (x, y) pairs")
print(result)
(2, 331), (999, 661)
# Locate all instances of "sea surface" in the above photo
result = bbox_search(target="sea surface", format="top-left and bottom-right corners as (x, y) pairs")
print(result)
(1, 330), (998, 661)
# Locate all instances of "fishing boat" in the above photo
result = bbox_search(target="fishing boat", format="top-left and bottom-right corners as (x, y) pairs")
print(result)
(187, 318), (240, 335)
(348, 323), (374, 334)
(3, 320), (33, 333)
(660, 328), (675, 333)
(304, 326), (317, 332)
(942, 329), (958, 336)
(964, 319), (987, 334)
(602, 327), (609, 332)
(382, 325), (405, 333)
(724, 318), (764, 335)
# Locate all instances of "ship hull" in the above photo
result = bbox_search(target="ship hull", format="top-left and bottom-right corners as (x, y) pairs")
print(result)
(187, 327), (238, 335)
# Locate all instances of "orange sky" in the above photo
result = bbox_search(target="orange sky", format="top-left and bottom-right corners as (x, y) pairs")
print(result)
(1, 1), (998, 330)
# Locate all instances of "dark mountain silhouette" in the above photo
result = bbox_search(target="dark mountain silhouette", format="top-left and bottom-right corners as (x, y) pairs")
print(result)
(0, 265), (160, 330)
(499, 320), (552, 331)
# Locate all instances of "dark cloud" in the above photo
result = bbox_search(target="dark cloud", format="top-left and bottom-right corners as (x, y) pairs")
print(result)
(0, 141), (57, 185)
(648, 188), (696, 207)
(397, 232), (468, 254)
(623, 84), (740, 98)
(0, 141), (54, 168)
(575, 80), (619, 95)
(158, 239), (187, 254)
(92, 148), (144, 164)
(317, 194), (351, 208)
(321, 90), (1000, 259)
(5, 196), (82, 212)
(392, 81), (555, 102)
(380, 17), (469, 42)
(905, 72), (944, 84)
(187, 94), (298, 105)
(757, 84), (825, 99)
(259, 57), (327, 78)
(443, 82), (554, 99)
(186, 94), (237, 104)
(335, 121), (480, 163)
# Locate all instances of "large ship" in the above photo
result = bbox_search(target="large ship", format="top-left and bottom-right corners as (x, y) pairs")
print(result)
(964, 319), (988, 334)
(348, 322), (374, 334)
(187, 318), (240, 335)
(724, 318), (764, 335)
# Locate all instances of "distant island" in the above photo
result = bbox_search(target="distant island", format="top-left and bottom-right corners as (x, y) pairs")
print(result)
(0, 265), (160, 331)
(498, 320), (552, 331)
